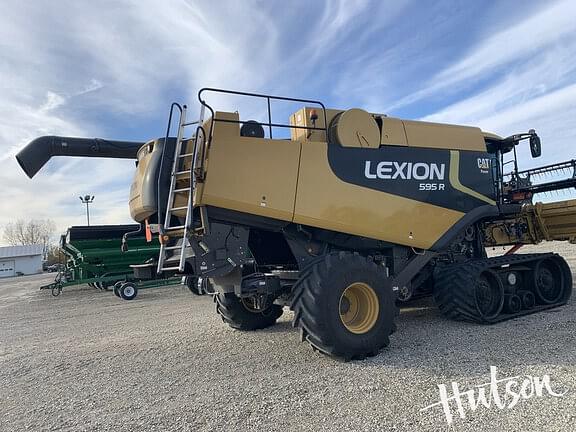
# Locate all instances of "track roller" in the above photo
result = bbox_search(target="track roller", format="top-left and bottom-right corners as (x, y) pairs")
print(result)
(519, 290), (535, 309)
(504, 294), (522, 314)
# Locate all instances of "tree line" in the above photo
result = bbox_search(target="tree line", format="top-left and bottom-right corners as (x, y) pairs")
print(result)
(2, 219), (61, 263)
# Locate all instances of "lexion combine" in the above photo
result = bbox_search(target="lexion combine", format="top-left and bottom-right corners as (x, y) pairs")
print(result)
(17, 88), (576, 360)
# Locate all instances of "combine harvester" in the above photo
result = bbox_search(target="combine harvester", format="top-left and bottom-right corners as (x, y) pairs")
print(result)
(41, 224), (193, 299)
(17, 88), (576, 360)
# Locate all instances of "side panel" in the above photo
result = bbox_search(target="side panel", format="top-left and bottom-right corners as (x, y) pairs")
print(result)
(199, 135), (301, 222)
(403, 120), (486, 152)
(293, 141), (466, 249)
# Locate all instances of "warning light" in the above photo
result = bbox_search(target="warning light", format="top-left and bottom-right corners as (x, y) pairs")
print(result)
(309, 109), (318, 122)
(145, 220), (152, 242)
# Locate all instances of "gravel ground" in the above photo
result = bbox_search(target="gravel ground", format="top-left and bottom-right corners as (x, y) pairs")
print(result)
(1, 243), (576, 432)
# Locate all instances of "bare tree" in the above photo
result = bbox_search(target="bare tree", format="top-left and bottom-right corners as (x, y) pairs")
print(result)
(3, 219), (56, 256)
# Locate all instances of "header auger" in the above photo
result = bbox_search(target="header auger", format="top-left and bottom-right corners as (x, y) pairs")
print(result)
(17, 87), (576, 360)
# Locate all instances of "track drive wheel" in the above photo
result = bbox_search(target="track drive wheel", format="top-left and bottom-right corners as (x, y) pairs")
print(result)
(434, 263), (504, 323)
(215, 293), (283, 330)
(532, 257), (568, 305)
(291, 252), (397, 361)
(119, 282), (138, 301)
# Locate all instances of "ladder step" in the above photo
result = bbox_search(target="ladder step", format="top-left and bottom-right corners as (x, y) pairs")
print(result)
(178, 153), (194, 158)
(163, 245), (182, 250)
(170, 206), (188, 211)
(173, 188), (191, 193)
(175, 170), (191, 175)
(161, 266), (181, 271)
(166, 225), (186, 230)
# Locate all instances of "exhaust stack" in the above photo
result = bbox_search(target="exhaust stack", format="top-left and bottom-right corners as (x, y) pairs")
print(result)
(16, 135), (144, 178)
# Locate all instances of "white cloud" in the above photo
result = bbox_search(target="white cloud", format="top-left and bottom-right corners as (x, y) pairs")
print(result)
(389, 0), (576, 112)
(0, 0), (326, 241)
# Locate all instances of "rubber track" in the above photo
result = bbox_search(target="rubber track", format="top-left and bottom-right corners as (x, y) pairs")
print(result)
(434, 253), (572, 324)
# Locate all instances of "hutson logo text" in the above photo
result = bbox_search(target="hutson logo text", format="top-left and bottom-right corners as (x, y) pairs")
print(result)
(420, 366), (567, 425)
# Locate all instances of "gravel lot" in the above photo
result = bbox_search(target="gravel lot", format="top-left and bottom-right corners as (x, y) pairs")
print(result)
(1, 243), (576, 432)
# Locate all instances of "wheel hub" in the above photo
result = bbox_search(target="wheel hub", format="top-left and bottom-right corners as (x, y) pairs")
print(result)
(241, 295), (272, 313)
(339, 282), (379, 334)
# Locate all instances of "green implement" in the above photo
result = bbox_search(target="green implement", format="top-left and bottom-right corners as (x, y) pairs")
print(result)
(41, 224), (182, 299)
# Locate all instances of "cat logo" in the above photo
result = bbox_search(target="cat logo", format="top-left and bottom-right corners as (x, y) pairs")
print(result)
(477, 158), (491, 170)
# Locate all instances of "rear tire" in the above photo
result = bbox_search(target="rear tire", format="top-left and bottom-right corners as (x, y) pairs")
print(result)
(185, 276), (203, 295)
(290, 252), (397, 361)
(216, 293), (283, 330)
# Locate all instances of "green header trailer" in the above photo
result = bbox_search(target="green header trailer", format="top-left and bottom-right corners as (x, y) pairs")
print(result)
(42, 224), (185, 299)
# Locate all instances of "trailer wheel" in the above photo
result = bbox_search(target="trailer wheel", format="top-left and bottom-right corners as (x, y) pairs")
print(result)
(120, 282), (138, 300)
(113, 281), (123, 298)
(291, 252), (397, 361)
(216, 293), (283, 330)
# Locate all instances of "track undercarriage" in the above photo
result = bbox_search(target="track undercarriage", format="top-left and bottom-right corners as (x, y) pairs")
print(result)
(434, 252), (572, 324)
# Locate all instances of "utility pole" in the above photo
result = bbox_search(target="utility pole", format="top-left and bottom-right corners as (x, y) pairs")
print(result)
(79, 195), (95, 225)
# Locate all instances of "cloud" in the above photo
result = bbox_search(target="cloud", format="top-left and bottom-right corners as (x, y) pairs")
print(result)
(388, 0), (576, 112)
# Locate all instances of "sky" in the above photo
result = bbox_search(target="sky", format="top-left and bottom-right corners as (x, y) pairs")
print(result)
(1, 0), (575, 244)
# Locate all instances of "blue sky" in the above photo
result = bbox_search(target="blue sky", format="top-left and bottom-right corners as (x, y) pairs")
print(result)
(1, 0), (575, 241)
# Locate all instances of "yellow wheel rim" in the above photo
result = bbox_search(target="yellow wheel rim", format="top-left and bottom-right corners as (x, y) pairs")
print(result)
(339, 282), (379, 334)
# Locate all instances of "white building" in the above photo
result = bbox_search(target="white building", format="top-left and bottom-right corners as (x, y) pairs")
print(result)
(0, 245), (44, 278)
